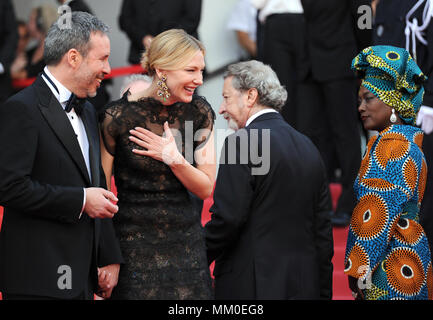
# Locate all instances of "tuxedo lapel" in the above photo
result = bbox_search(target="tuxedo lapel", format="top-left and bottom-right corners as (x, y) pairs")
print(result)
(34, 76), (91, 185)
(80, 105), (100, 187)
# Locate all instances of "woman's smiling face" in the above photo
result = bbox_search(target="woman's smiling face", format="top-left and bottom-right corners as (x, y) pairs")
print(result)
(159, 50), (205, 104)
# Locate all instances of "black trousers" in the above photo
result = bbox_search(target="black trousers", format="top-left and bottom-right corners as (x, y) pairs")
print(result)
(296, 76), (361, 214)
(2, 274), (94, 300)
(420, 133), (433, 253)
(2, 288), (93, 300)
(2, 292), (92, 300)
(262, 13), (310, 128)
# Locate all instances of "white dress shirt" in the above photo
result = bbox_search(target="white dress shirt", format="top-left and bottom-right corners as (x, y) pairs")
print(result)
(227, 0), (258, 42)
(250, 0), (304, 23)
(246, 108), (278, 127)
(41, 66), (90, 217)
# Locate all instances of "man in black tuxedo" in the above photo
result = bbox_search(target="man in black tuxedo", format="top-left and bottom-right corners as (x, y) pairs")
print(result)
(119, 0), (202, 64)
(0, 0), (18, 104)
(205, 60), (334, 299)
(0, 12), (123, 300)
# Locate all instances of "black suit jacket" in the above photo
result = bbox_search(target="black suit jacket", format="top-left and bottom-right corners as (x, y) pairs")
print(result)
(0, 0), (18, 102)
(0, 75), (123, 299)
(119, 0), (202, 64)
(301, 0), (372, 82)
(205, 112), (334, 299)
(373, 0), (433, 107)
(67, 0), (93, 14)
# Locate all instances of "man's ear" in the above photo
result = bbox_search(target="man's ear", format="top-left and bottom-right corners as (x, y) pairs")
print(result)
(247, 88), (259, 107)
(66, 48), (82, 69)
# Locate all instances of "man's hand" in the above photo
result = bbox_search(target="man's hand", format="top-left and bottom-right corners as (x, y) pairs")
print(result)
(97, 264), (120, 299)
(84, 188), (118, 219)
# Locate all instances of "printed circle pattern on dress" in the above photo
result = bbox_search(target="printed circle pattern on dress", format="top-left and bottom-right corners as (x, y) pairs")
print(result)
(361, 178), (395, 192)
(414, 130), (424, 148)
(358, 155), (372, 180)
(351, 193), (388, 240)
(386, 51), (401, 61)
(374, 134), (409, 170)
(365, 260), (390, 300)
(358, 136), (376, 180)
(394, 218), (424, 246)
(402, 157), (418, 193)
(418, 159), (427, 204)
(385, 247), (425, 297)
(344, 243), (370, 278)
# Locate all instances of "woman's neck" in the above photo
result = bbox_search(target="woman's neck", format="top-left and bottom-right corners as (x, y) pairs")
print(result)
(129, 79), (178, 105)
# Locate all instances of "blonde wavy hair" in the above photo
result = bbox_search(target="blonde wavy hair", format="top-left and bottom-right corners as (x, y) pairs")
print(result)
(141, 29), (205, 76)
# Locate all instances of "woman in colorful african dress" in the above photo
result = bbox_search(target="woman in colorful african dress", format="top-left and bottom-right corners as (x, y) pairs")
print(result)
(344, 45), (433, 300)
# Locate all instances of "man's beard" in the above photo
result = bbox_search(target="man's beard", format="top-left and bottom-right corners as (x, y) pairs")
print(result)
(224, 113), (239, 131)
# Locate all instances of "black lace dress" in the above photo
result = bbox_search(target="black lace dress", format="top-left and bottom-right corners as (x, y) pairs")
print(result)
(100, 92), (215, 300)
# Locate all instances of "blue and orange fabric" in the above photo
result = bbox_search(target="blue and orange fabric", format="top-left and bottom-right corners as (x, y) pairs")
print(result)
(344, 124), (433, 299)
(351, 45), (426, 125)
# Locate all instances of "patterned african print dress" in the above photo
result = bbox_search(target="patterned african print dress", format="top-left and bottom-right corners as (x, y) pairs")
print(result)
(344, 124), (433, 300)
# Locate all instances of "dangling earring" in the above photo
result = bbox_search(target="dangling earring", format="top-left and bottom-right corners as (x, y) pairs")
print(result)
(390, 108), (397, 123)
(157, 75), (171, 102)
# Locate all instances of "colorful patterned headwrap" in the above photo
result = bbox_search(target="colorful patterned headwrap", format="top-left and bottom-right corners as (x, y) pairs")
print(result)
(351, 45), (427, 125)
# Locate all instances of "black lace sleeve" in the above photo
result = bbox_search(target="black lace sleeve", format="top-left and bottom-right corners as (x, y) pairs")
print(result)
(99, 94), (129, 156)
(192, 95), (215, 151)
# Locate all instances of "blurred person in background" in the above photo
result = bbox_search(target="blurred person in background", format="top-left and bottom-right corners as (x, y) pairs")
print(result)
(119, 74), (152, 98)
(56, 0), (93, 13)
(251, 0), (308, 129)
(227, 0), (258, 59)
(10, 4), (58, 80)
(0, 0), (18, 104)
(119, 0), (202, 65)
(299, 0), (372, 227)
(15, 20), (30, 57)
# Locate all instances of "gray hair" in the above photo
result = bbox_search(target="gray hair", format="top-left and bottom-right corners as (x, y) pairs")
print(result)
(44, 11), (109, 66)
(120, 74), (153, 97)
(224, 60), (287, 111)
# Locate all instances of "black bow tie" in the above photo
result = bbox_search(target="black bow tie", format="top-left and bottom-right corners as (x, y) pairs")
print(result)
(65, 94), (86, 116)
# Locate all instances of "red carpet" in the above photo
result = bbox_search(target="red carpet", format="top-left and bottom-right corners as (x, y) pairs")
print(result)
(328, 184), (353, 300)
(332, 226), (351, 299)
(0, 181), (352, 300)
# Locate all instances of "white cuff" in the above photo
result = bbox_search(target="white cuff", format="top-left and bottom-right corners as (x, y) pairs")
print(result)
(0, 63), (4, 75)
(79, 188), (86, 219)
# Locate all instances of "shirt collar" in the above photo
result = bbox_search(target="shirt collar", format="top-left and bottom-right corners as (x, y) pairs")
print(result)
(42, 66), (73, 107)
(246, 108), (278, 127)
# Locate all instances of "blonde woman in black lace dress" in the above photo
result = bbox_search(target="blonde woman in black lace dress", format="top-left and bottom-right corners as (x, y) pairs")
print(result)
(99, 29), (216, 299)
